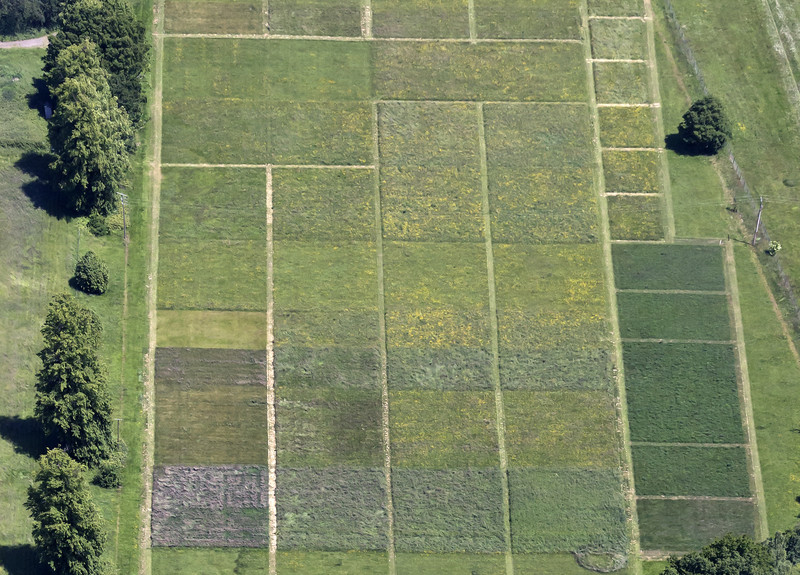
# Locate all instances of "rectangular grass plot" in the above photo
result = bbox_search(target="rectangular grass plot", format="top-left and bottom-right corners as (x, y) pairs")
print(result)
(387, 346), (492, 391)
(276, 551), (389, 574)
(157, 311), (266, 349)
(474, 0), (580, 39)
(160, 167), (266, 240)
(623, 342), (743, 443)
(637, 499), (755, 551)
(152, 465), (269, 547)
(618, 292), (731, 340)
(504, 390), (619, 468)
(607, 195), (663, 241)
(589, 0), (643, 17)
(632, 445), (751, 497)
(389, 390), (498, 468)
(598, 106), (658, 148)
(393, 468), (505, 553)
(152, 548), (272, 574)
(373, 42), (587, 102)
(590, 18), (648, 60)
(499, 348), (612, 391)
(509, 469), (627, 553)
(594, 62), (650, 104)
(612, 244), (726, 291)
(603, 150), (660, 194)
(276, 387), (382, 467)
(276, 344), (380, 389)
(372, 0), (469, 38)
(268, 0), (363, 36)
(395, 553), (506, 575)
(272, 168), (375, 242)
(276, 468), (387, 550)
(164, 1), (263, 34)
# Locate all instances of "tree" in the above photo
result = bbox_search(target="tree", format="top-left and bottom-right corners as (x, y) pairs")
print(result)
(73, 251), (109, 295)
(0, 0), (60, 36)
(35, 294), (112, 465)
(25, 449), (109, 575)
(678, 95), (732, 155)
(45, 0), (149, 123)
(48, 41), (132, 215)
(662, 533), (776, 575)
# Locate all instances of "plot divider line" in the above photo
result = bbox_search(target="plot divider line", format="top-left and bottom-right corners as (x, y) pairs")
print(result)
(597, 102), (661, 108)
(581, 2), (642, 570)
(266, 165), (278, 575)
(361, 0), (372, 38)
(372, 102), (396, 575)
(602, 146), (665, 152)
(160, 163), (376, 170)
(590, 15), (649, 21)
(724, 241), (769, 539)
(262, 0), (269, 34)
(468, 0), (477, 42)
(477, 102), (514, 575)
(604, 192), (664, 197)
(590, 58), (648, 63)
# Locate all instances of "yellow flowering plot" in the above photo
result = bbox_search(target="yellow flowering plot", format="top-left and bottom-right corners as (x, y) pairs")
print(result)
(602, 150), (660, 194)
(607, 195), (664, 241)
(589, 18), (648, 60)
(273, 168), (374, 242)
(274, 241), (377, 311)
(381, 166), (483, 242)
(598, 106), (658, 148)
(373, 42), (588, 102)
(378, 102), (480, 168)
(164, 1), (262, 34)
(384, 242), (489, 310)
(489, 167), (599, 244)
(372, 0), (470, 39)
(474, 0), (581, 40)
(504, 390), (619, 468)
(389, 390), (498, 467)
(593, 62), (651, 105)
(386, 308), (490, 349)
(157, 239), (267, 311)
(483, 103), (592, 169)
(268, 0), (363, 37)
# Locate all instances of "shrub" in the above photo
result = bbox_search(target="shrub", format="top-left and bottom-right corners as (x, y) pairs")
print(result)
(93, 440), (126, 488)
(74, 251), (109, 295)
(678, 95), (732, 154)
(87, 212), (110, 236)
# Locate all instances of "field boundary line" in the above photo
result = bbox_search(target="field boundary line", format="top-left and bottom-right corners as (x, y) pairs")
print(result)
(725, 241), (769, 539)
(265, 165), (278, 575)
(617, 289), (728, 295)
(631, 441), (748, 448)
(161, 163), (376, 169)
(636, 495), (756, 502)
(644, 0), (676, 242)
(477, 102), (514, 575)
(262, 0), (269, 34)
(379, 99), (589, 105)
(139, 0), (165, 571)
(611, 239), (668, 244)
(372, 102), (396, 575)
(156, 32), (582, 43)
(621, 338), (736, 345)
(602, 146), (664, 152)
(590, 57), (647, 63)
(361, 1), (372, 38)
(597, 102), (661, 107)
(604, 192), (663, 197)
(590, 16), (649, 21)
(582, 2), (642, 570)
(468, 0), (477, 41)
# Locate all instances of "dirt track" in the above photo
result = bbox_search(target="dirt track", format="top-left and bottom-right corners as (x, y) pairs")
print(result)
(0, 35), (49, 48)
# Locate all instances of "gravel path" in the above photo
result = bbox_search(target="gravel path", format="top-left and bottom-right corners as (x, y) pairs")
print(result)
(0, 35), (49, 48)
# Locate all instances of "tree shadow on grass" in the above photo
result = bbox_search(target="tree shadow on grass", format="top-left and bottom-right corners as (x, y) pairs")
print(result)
(0, 415), (47, 459)
(25, 77), (50, 120)
(0, 545), (47, 575)
(665, 132), (719, 157)
(14, 151), (72, 220)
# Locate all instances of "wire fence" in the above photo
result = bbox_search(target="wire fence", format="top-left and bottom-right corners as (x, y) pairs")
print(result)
(662, 0), (800, 330)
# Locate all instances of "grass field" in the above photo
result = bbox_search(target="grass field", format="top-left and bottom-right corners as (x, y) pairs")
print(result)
(613, 244), (725, 290)
(603, 150), (660, 194)
(607, 195), (664, 240)
(617, 292), (731, 341)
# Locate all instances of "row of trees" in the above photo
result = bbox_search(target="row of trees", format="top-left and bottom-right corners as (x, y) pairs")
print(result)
(0, 0), (59, 36)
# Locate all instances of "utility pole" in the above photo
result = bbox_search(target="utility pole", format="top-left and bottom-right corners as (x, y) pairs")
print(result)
(114, 418), (123, 444)
(752, 196), (764, 246)
(117, 192), (128, 243)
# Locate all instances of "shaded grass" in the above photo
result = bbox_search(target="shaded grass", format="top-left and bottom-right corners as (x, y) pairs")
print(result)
(612, 244), (726, 291)
(389, 390), (498, 468)
(276, 467), (387, 550)
(273, 168), (374, 242)
(156, 310), (266, 349)
(632, 445), (751, 497)
(637, 499), (755, 551)
(164, 1), (262, 34)
(623, 342), (743, 443)
(504, 390), (620, 468)
(590, 18), (648, 60)
(371, 0), (469, 38)
(474, 0), (581, 39)
(159, 167), (266, 240)
(603, 150), (660, 194)
(0, 51), (47, 149)
(735, 245), (800, 530)
(593, 62), (651, 104)
(275, 387), (383, 467)
(372, 41), (588, 102)
(157, 239), (267, 311)
(509, 469), (627, 553)
(392, 468), (505, 553)
(607, 195), (664, 241)
(268, 0), (363, 36)
(617, 292), (731, 340)
(598, 106), (658, 148)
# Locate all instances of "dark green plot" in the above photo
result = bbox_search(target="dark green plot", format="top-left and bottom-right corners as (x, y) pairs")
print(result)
(268, 0), (363, 36)
(632, 445), (751, 497)
(475, 0), (580, 39)
(618, 292), (731, 341)
(623, 342), (743, 443)
(637, 499), (755, 551)
(509, 469), (627, 553)
(392, 468), (506, 553)
(612, 244), (725, 291)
